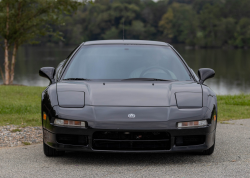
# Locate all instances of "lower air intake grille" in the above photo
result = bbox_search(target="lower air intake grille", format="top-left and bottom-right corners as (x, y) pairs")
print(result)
(92, 131), (171, 150)
(56, 134), (88, 146)
(175, 135), (205, 146)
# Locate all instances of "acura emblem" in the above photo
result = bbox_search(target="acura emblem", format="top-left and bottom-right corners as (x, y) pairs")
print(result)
(128, 114), (135, 118)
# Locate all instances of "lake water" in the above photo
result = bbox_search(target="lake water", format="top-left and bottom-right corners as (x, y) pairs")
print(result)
(0, 45), (249, 95)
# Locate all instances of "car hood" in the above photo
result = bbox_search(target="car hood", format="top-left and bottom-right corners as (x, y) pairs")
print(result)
(56, 81), (202, 107)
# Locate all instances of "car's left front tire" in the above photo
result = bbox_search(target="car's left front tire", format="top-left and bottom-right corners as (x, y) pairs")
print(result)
(200, 133), (216, 155)
(43, 142), (65, 157)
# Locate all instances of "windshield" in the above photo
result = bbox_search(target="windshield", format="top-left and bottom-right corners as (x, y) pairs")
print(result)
(63, 45), (191, 81)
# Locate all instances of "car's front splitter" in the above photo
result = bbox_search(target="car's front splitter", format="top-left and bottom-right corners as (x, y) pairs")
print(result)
(43, 125), (216, 153)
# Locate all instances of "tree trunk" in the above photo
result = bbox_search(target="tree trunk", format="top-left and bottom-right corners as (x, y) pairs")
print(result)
(10, 43), (17, 84)
(0, 66), (4, 83)
(4, 39), (9, 85)
(4, 3), (10, 85)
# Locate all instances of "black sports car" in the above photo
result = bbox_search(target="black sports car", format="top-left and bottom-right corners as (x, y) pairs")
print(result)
(39, 40), (217, 156)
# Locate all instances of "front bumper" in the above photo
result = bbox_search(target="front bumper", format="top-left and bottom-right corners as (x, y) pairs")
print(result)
(43, 106), (216, 153)
(43, 125), (216, 153)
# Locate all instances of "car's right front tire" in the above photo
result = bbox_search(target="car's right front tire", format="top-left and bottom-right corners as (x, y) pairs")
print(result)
(201, 143), (215, 155)
(43, 142), (65, 157)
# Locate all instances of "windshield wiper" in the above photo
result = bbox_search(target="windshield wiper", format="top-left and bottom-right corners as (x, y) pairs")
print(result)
(64, 78), (89, 81)
(122, 78), (177, 81)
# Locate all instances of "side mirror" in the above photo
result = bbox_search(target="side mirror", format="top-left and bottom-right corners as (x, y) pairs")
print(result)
(198, 68), (215, 84)
(39, 67), (55, 84)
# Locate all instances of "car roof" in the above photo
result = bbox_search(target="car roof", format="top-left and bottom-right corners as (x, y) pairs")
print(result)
(83, 40), (169, 46)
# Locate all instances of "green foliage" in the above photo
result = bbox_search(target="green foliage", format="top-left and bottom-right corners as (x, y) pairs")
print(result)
(233, 18), (250, 47)
(158, 0), (250, 47)
(80, 0), (147, 41)
(159, 8), (174, 40)
(0, 0), (86, 48)
(38, 0), (167, 44)
(0, 0), (87, 85)
(1, 0), (250, 48)
(159, 3), (198, 45)
(36, 0), (250, 48)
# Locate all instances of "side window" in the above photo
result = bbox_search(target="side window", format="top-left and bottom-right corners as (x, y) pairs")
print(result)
(66, 45), (80, 59)
(55, 45), (81, 81)
(190, 68), (199, 81)
(54, 60), (66, 81)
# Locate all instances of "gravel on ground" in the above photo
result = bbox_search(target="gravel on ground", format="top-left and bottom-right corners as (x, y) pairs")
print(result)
(0, 125), (42, 147)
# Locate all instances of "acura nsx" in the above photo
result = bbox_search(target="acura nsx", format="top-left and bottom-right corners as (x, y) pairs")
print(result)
(39, 40), (217, 156)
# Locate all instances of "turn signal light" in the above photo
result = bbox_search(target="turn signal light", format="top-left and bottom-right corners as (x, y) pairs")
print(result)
(177, 120), (207, 128)
(54, 119), (86, 127)
(43, 112), (47, 120)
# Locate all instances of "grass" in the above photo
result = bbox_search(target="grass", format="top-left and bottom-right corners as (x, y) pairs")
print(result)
(10, 128), (22, 132)
(0, 86), (249, 126)
(0, 85), (46, 126)
(22, 142), (31, 145)
(217, 94), (250, 121)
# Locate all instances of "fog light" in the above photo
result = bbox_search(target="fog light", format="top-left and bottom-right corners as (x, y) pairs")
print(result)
(54, 119), (86, 127)
(177, 120), (207, 128)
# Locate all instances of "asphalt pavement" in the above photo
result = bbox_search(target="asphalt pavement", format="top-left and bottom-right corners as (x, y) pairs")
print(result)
(0, 119), (250, 178)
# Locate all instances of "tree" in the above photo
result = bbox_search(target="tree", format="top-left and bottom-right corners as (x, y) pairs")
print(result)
(79, 0), (151, 41)
(0, 0), (87, 85)
(196, 3), (221, 47)
(158, 3), (198, 44)
(216, 18), (236, 47)
(158, 8), (174, 41)
(233, 18), (250, 48)
(2, 0), (250, 54)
